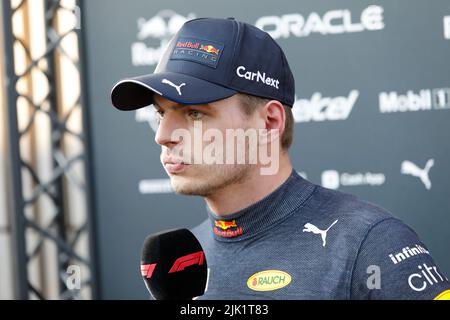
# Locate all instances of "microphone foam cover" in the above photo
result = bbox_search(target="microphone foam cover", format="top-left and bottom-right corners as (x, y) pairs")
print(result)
(140, 228), (207, 300)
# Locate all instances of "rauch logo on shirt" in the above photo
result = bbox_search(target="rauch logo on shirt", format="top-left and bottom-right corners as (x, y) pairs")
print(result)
(247, 270), (292, 292)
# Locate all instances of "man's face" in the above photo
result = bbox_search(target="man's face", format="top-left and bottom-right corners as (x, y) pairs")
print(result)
(153, 94), (260, 196)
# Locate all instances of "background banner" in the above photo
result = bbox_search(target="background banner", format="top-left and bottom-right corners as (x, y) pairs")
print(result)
(81, 0), (450, 298)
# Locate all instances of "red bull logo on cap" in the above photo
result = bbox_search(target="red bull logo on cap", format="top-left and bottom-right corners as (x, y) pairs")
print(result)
(200, 45), (221, 55)
(176, 41), (201, 49)
(171, 37), (225, 68)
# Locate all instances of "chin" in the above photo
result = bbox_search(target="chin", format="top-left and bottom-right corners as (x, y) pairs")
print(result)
(169, 175), (212, 196)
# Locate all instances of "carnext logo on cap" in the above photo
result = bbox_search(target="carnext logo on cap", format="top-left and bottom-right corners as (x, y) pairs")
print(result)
(171, 37), (224, 68)
(236, 66), (280, 90)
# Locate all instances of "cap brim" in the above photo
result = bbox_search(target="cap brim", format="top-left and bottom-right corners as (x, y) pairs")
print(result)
(111, 72), (237, 111)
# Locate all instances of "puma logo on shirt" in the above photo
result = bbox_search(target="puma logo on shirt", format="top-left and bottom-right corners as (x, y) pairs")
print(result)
(303, 219), (339, 247)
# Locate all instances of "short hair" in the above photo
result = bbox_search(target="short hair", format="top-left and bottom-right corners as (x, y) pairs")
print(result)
(236, 93), (294, 150)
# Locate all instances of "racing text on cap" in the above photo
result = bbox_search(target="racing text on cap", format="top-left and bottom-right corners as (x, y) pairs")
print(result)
(171, 37), (225, 69)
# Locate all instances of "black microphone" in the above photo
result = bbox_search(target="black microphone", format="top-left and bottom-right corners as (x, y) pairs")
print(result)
(140, 228), (208, 300)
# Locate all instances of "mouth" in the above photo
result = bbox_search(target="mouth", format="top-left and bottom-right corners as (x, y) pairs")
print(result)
(163, 159), (190, 174)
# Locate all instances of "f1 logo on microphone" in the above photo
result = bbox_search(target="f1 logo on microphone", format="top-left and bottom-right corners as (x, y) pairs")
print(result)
(168, 251), (204, 273)
(141, 251), (205, 279)
(141, 263), (157, 279)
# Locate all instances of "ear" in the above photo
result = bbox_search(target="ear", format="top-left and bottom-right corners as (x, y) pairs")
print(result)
(259, 100), (285, 145)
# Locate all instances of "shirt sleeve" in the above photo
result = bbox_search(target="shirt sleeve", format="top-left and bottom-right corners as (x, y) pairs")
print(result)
(350, 218), (450, 300)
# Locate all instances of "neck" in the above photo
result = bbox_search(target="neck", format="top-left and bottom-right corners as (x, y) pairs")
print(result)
(205, 154), (293, 216)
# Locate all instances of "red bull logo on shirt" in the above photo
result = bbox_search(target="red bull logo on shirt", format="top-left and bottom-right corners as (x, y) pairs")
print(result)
(215, 220), (238, 230)
(214, 220), (243, 238)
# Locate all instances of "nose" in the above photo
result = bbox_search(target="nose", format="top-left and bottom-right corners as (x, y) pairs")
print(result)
(154, 111), (183, 148)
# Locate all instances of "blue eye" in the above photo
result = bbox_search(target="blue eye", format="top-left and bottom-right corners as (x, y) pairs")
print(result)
(188, 110), (204, 120)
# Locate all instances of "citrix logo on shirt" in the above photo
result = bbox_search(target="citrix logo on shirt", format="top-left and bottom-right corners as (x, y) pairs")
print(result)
(236, 66), (280, 90)
(407, 263), (448, 292)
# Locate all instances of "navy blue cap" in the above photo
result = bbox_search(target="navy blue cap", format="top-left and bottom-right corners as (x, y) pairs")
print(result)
(111, 17), (295, 110)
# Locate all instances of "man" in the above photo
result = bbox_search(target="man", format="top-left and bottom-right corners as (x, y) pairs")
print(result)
(111, 18), (450, 299)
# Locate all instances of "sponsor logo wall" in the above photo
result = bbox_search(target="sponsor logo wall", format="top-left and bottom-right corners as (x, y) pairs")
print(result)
(82, 0), (450, 298)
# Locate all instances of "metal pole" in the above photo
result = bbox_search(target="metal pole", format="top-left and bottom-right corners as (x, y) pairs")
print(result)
(77, 0), (101, 299)
(44, 0), (70, 296)
(1, 0), (29, 300)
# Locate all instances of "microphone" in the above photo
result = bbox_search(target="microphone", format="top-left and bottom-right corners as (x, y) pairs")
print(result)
(140, 228), (208, 300)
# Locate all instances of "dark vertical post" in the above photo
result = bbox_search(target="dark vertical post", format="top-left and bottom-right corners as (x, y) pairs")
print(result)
(1, 0), (29, 300)
(77, 0), (101, 299)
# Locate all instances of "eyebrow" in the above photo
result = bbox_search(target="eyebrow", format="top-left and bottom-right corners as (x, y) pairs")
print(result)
(152, 101), (213, 111)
